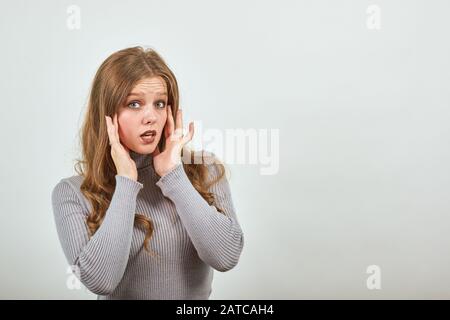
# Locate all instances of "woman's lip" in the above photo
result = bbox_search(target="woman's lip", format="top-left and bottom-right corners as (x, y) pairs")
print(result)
(140, 135), (155, 144)
(141, 130), (157, 136)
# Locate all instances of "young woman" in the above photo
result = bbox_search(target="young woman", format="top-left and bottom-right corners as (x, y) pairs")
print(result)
(51, 46), (244, 300)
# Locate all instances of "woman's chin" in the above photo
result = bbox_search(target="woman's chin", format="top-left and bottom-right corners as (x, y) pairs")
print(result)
(134, 141), (158, 154)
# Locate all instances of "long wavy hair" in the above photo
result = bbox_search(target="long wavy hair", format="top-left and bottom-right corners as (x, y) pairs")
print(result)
(74, 46), (226, 257)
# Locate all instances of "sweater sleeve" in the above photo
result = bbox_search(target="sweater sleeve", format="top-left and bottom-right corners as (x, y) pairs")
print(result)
(51, 175), (143, 295)
(155, 161), (244, 272)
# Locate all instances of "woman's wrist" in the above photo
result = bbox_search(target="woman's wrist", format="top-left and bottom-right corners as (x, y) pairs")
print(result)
(157, 163), (179, 178)
(117, 173), (137, 181)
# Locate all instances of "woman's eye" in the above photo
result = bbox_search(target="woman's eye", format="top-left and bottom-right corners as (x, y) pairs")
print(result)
(156, 101), (166, 109)
(128, 101), (141, 109)
(127, 100), (166, 109)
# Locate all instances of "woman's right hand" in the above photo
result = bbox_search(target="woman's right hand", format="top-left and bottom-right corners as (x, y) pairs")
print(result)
(105, 114), (138, 181)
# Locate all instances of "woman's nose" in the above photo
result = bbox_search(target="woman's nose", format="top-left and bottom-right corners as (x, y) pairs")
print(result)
(142, 104), (158, 122)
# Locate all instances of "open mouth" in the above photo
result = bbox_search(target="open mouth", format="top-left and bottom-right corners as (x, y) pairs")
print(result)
(140, 130), (157, 137)
(140, 130), (157, 144)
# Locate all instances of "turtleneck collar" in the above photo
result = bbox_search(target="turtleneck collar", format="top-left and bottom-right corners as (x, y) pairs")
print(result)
(130, 150), (154, 171)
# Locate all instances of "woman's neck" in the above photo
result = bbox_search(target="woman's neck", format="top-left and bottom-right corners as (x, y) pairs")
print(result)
(129, 150), (154, 170)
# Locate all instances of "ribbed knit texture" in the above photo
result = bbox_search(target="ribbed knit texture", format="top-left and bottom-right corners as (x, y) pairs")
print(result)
(51, 151), (244, 299)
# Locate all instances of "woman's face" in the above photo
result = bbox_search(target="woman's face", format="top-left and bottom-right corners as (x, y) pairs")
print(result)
(117, 76), (169, 154)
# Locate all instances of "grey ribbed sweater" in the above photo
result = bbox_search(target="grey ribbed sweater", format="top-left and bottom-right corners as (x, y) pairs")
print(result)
(51, 151), (244, 300)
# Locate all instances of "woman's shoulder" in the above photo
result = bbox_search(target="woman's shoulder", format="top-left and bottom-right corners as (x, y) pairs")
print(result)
(53, 174), (84, 194)
(51, 174), (89, 211)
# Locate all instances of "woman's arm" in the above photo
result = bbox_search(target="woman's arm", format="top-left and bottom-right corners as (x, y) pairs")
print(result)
(156, 160), (244, 272)
(51, 175), (143, 295)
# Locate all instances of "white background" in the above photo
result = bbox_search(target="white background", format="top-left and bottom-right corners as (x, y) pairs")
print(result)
(1, 0), (449, 299)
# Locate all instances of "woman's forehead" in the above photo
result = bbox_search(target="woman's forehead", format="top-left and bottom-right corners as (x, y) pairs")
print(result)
(130, 76), (167, 95)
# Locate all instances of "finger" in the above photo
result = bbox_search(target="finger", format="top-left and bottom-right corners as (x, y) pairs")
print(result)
(113, 113), (119, 139)
(105, 116), (117, 145)
(182, 121), (194, 144)
(166, 106), (175, 138)
(175, 108), (182, 132)
(105, 115), (110, 132)
(109, 115), (118, 145)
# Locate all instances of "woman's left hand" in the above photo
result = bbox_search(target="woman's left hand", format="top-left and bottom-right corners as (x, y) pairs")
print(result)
(152, 106), (194, 177)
